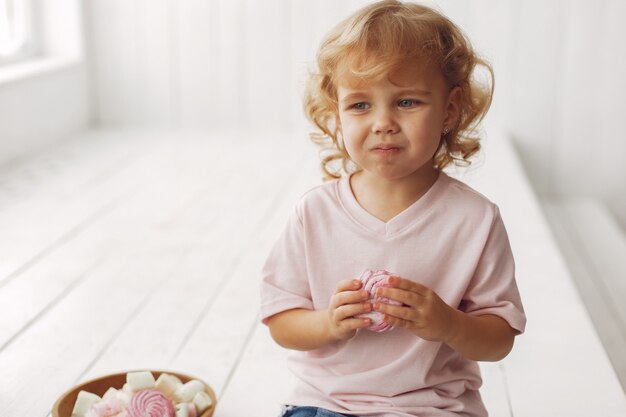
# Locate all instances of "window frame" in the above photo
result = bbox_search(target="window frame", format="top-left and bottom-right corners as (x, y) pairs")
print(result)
(0, 0), (38, 66)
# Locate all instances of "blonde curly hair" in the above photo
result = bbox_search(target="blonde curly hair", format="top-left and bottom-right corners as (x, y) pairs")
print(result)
(303, 0), (494, 179)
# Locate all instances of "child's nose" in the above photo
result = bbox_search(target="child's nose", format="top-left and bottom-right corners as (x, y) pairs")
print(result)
(371, 110), (400, 135)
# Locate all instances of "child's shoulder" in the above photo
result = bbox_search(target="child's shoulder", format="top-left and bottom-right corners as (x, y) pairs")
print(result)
(295, 177), (340, 210)
(288, 177), (346, 225)
(440, 173), (500, 218)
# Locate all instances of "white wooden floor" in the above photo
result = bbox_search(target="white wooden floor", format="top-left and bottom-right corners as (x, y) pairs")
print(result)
(0, 128), (624, 417)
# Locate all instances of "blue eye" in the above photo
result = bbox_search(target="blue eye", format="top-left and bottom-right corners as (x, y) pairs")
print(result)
(352, 102), (370, 110)
(398, 99), (417, 107)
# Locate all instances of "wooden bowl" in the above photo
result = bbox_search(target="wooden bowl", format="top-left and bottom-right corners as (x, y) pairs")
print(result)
(52, 370), (217, 417)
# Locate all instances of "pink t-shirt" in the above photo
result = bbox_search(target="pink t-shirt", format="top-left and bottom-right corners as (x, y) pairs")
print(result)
(260, 172), (526, 417)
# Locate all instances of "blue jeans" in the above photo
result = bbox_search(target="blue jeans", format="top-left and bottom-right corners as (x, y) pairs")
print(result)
(280, 405), (355, 417)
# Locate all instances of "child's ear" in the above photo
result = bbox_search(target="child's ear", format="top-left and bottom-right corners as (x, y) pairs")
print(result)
(444, 86), (463, 127)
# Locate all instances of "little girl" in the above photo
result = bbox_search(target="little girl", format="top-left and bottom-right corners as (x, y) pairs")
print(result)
(260, 1), (526, 416)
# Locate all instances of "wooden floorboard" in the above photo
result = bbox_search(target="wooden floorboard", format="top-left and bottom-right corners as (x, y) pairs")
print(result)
(0, 130), (144, 213)
(0, 129), (315, 416)
(0, 130), (165, 285)
(0, 132), (227, 351)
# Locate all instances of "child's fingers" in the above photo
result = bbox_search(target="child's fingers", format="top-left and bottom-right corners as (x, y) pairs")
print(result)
(335, 278), (361, 293)
(378, 313), (409, 330)
(329, 278), (368, 312)
(376, 286), (422, 307)
(373, 301), (413, 321)
(333, 302), (371, 322)
(339, 316), (372, 331)
(331, 289), (368, 309)
(387, 276), (429, 296)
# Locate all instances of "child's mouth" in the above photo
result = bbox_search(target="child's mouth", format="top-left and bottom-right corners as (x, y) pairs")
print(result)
(371, 145), (402, 155)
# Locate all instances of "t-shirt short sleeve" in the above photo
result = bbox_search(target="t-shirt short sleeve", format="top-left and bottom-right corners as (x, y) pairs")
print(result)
(260, 205), (314, 324)
(460, 206), (527, 334)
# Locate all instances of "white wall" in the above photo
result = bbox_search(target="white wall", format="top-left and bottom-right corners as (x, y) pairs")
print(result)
(0, 63), (89, 165)
(84, 0), (373, 131)
(553, 1), (626, 229)
(81, 0), (626, 229)
(496, 0), (626, 230)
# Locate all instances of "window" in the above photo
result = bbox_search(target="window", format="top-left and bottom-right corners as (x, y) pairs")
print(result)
(0, 0), (34, 64)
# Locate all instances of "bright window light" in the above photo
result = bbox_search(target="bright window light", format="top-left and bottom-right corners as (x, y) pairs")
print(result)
(0, 0), (32, 60)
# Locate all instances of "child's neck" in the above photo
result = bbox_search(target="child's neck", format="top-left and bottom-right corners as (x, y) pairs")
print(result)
(350, 168), (439, 223)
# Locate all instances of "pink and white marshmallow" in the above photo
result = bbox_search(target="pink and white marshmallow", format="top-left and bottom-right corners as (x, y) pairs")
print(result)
(85, 396), (126, 417)
(356, 269), (403, 332)
(127, 390), (175, 417)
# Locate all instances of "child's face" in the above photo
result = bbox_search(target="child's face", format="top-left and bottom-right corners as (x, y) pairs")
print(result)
(337, 62), (459, 182)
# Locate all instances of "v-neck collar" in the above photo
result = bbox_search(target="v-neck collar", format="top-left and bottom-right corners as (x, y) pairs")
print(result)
(336, 171), (448, 237)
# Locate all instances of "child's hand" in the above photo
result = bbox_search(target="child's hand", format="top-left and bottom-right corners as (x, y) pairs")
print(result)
(326, 279), (372, 341)
(373, 276), (459, 342)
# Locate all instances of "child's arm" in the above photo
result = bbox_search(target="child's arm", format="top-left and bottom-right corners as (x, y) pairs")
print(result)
(374, 276), (517, 362)
(266, 278), (372, 351)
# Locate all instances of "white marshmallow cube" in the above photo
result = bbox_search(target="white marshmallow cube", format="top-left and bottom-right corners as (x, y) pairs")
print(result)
(103, 387), (131, 405)
(102, 387), (118, 400)
(187, 403), (198, 417)
(126, 371), (155, 391)
(192, 391), (213, 414)
(175, 403), (189, 417)
(174, 379), (205, 403)
(71, 390), (101, 417)
(155, 373), (183, 399)
(120, 383), (134, 403)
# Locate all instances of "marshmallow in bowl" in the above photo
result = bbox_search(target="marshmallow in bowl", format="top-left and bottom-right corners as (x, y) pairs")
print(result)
(102, 386), (132, 405)
(127, 371), (156, 391)
(192, 391), (213, 414)
(127, 389), (175, 417)
(174, 403), (198, 417)
(122, 383), (130, 392)
(175, 403), (189, 417)
(155, 373), (183, 399)
(174, 380), (205, 403)
(71, 390), (101, 417)
(85, 396), (126, 417)
(71, 371), (213, 417)
(102, 388), (117, 400)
